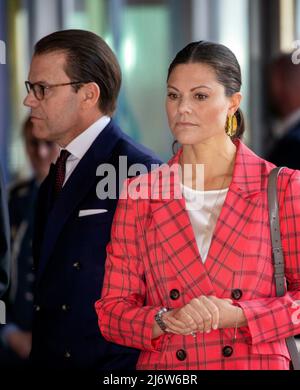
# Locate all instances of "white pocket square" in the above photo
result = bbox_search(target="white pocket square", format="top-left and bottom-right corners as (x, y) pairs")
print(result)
(78, 209), (108, 217)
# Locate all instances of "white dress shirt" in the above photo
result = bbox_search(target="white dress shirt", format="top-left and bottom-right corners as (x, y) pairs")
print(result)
(60, 115), (110, 186)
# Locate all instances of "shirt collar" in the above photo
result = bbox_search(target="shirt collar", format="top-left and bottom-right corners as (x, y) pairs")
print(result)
(61, 115), (111, 159)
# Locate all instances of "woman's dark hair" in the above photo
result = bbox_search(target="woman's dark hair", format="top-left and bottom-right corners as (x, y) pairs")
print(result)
(169, 41), (245, 153)
(34, 29), (121, 115)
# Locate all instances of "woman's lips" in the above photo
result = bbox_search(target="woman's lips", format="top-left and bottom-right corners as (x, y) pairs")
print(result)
(176, 122), (197, 126)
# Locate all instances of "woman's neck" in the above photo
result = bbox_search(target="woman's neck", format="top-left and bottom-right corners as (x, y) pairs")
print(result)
(180, 136), (237, 191)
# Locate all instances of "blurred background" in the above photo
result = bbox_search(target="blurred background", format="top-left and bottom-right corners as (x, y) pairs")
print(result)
(0, 0), (300, 182)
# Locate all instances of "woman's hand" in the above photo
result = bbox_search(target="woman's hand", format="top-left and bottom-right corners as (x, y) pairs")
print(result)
(207, 296), (247, 328)
(152, 296), (247, 339)
(163, 296), (220, 335)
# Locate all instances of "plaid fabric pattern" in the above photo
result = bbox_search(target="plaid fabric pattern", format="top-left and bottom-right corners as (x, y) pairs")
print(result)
(95, 140), (300, 370)
(54, 149), (70, 197)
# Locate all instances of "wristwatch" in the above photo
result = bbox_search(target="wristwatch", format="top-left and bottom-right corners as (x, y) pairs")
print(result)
(154, 307), (169, 332)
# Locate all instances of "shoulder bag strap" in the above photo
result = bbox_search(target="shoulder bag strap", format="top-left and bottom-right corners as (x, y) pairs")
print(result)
(268, 167), (300, 370)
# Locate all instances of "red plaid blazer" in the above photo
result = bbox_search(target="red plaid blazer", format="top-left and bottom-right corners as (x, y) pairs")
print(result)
(96, 140), (300, 370)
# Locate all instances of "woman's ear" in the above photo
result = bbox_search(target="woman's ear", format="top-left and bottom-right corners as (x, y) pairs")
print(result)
(228, 92), (242, 116)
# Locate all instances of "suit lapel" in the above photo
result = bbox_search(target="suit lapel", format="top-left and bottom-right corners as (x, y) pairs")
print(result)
(36, 120), (122, 283)
(33, 164), (56, 266)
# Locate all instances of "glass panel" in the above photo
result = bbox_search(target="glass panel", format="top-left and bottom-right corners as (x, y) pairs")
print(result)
(217, 0), (250, 144)
(63, 0), (172, 160)
(63, 0), (106, 36)
(296, 0), (300, 39)
(279, 0), (295, 51)
(8, 1), (31, 179)
(116, 2), (171, 160)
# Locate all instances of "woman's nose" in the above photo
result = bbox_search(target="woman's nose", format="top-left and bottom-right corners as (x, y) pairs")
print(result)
(178, 98), (192, 114)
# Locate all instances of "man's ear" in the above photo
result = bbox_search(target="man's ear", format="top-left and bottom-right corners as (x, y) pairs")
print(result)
(80, 82), (100, 108)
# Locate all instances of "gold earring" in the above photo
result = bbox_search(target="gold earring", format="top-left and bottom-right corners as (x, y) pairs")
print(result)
(225, 114), (238, 137)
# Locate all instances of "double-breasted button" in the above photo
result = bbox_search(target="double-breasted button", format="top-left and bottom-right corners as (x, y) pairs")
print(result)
(222, 345), (233, 357)
(176, 349), (187, 361)
(61, 304), (70, 312)
(64, 351), (71, 359)
(170, 289), (180, 300)
(34, 305), (41, 312)
(73, 261), (82, 270)
(231, 289), (243, 300)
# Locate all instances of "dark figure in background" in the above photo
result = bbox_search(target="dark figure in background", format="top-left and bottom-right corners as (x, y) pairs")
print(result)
(0, 117), (58, 367)
(267, 53), (300, 169)
(23, 29), (161, 371)
(0, 165), (10, 298)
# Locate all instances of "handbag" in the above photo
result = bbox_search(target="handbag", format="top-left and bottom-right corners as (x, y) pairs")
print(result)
(268, 167), (300, 370)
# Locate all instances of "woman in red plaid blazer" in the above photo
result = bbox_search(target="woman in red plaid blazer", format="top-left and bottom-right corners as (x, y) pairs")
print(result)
(96, 41), (300, 369)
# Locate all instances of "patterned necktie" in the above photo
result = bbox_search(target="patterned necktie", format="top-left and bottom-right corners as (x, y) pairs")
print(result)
(54, 149), (70, 197)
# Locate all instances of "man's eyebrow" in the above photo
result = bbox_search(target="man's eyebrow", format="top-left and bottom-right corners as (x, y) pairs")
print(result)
(28, 80), (48, 85)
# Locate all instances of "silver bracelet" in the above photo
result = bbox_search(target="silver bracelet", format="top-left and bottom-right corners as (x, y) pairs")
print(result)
(154, 307), (169, 332)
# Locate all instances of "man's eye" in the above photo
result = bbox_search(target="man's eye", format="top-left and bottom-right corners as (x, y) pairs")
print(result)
(40, 85), (50, 95)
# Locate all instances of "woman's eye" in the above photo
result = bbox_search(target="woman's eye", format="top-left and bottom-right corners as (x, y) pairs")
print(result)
(167, 93), (178, 100)
(195, 94), (208, 100)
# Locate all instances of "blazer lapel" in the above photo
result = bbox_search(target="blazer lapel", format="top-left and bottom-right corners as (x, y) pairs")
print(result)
(204, 140), (264, 295)
(36, 120), (122, 283)
(151, 140), (265, 299)
(150, 154), (215, 298)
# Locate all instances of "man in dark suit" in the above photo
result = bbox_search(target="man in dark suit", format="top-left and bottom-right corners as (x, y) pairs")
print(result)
(23, 29), (161, 371)
(267, 53), (300, 169)
(0, 117), (58, 367)
(0, 165), (10, 299)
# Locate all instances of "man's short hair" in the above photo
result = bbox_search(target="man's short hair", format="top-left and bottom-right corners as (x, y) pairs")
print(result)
(34, 29), (122, 115)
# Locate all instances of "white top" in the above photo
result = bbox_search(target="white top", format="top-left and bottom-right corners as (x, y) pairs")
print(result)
(60, 115), (111, 186)
(181, 184), (229, 263)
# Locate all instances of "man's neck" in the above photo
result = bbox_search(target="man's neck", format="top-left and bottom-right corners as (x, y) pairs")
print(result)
(58, 112), (105, 148)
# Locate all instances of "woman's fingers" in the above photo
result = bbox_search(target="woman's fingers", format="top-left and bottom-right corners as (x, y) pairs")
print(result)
(196, 296), (219, 331)
(163, 310), (196, 334)
(163, 296), (220, 334)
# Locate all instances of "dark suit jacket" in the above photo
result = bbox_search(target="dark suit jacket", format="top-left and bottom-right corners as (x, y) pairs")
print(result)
(0, 166), (10, 299)
(31, 119), (161, 370)
(0, 178), (36, 366)
(267, 120), (300, 169)
(6, 178), (37, 329)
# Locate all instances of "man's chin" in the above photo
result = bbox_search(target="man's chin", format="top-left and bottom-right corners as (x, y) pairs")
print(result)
(32, 123), (48, 139)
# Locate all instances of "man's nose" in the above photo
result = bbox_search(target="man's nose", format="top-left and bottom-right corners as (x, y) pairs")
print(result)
(23, 90), (39, 108)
